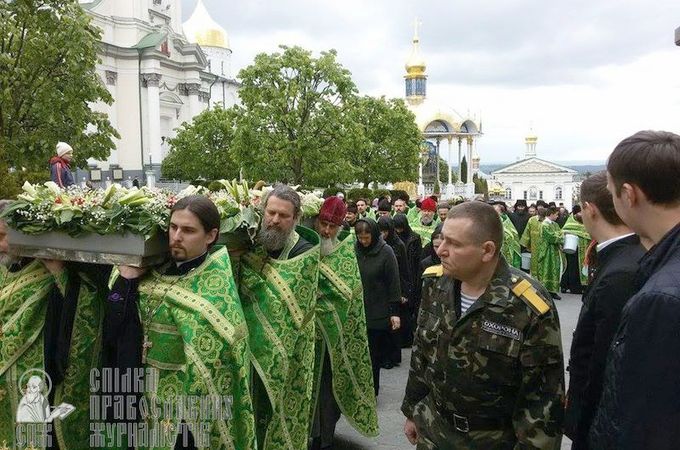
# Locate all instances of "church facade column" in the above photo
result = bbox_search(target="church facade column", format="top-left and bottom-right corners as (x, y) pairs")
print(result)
(466, 136), (474, 184)
(186, 83), (202, 118)
(143, 73), (162, 166)
(457, 137), (463, 182)
(447, 137), (453, 185)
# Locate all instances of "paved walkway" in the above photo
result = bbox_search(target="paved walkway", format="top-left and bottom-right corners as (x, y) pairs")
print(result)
(334, 293), (582, 449)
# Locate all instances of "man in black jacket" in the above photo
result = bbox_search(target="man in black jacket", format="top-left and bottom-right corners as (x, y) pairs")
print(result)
(590, 130), (680, 449)
(564, 172), (645, 449)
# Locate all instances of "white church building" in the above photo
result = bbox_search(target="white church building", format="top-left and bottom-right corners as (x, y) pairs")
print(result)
(78, 0), (238, 184)
(490, 133), (580, 210)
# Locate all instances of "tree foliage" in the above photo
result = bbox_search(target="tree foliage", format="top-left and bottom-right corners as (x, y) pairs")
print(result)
(233, 46), (358, 186)
(161, 106), (239, 181)
(0, 0), (118, 173)
(347, 96), (420, 188)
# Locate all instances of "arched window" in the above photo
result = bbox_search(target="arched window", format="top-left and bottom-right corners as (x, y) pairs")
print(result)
(505, 187), (512, 199)
(555, 186), (563, 200)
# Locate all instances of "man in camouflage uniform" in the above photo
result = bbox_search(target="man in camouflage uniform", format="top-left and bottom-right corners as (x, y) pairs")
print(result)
(402, 201), (565, 449)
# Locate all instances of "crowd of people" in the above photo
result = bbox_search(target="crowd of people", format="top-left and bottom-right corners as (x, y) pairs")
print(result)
(1, 129), (679, 450)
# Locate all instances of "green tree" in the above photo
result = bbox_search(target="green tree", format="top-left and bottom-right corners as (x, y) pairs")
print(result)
(346, 96), (420, 188)
(0, 0), (117, 175)
(460, 156), (468, 184)
(161, 106), (239, 181)
(233, 46), (358, 186)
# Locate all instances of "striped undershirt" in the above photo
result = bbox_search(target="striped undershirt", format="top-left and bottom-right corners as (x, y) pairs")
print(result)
(460, 291), (480, 316)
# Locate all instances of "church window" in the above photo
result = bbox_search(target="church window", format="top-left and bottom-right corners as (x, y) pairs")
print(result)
(539, 191), (544, 200)
(523, 190), (528, 200)
(505, 187), (512, 199)
(555, 186), (563, 200)
(221, 61), (225, 75)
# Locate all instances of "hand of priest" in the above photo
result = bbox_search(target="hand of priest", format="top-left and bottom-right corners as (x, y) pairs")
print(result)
(390, 315), (401, 331)
(118, 265), (147, 280)
(41, 258), (64, 275)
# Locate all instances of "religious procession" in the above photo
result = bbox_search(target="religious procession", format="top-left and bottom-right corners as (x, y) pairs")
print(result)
(2, 1), (680, 450)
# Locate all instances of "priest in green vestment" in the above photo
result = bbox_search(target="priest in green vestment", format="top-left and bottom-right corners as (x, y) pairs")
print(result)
(493, 202), (522, 269)
(0, 200), (103, 450)
(101, 195), (255, 450)
(409, 198), (439, 247)
(237, 185), (319, 450)
(520, 201), (547, 276)
(535, 206), (565, 299)
(309, 197), (378, 450)
(561, 211), (591, 290)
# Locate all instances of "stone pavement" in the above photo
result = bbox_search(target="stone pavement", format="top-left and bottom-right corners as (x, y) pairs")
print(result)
(334, 293), (583, 449)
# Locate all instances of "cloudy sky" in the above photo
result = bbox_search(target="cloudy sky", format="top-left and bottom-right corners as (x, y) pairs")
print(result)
(180, 0), (680, 164)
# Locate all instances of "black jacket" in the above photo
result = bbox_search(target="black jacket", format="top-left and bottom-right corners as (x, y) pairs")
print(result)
(378, 216), (412, 299)
(564, 234), (645, 449)
(590, 223), (680, 450)
(355, 218), (401, 329)
(393, 213), (423, 307)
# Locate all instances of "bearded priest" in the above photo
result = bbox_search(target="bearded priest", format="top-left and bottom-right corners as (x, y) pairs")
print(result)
(309, 197), (378, 450)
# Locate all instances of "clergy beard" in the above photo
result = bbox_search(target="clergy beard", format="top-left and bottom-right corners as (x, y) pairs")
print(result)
(320, 236), (338, 257)
(258, 222), (293, 253)
(0, 253), (19, 268)
(421, 216), (433, 226)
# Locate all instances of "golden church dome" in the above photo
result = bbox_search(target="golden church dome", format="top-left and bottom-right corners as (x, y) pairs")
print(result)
(183, 0), (230, 49)
(405, 19), (426, 77)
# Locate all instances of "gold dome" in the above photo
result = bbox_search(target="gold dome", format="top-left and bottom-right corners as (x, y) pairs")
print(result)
(405, 19), (426, 77)
(183, 0), (230, 49)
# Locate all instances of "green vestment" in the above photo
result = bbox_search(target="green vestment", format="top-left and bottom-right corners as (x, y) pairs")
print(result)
(536, 220), (565, 293)
(561, 215), (591, 286)
(311, 231), (378, 437)
(239, 226), (320, 450)
(501, 215), (522, 269)
(0, 260), (103, 450)
(411, 220), (437, 247)
(520, 215), (543, 276)
(134, 246), (255, 450)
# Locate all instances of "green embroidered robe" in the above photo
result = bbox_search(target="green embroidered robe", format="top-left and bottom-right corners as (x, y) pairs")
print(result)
(0, 260), (103, 450)
(410, 220), (438, 248)
(133, 246), (255, 450)
(561, 215), (591, 286)
(238, 226), (320, 450)
(501, 215), (522, 269)
(520, 215), (543, 276)
(536, 220), (565, 293)
(311, 231), (378, 437)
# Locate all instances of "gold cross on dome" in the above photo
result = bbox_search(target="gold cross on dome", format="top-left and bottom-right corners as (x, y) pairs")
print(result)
(413, 17), (422, 40)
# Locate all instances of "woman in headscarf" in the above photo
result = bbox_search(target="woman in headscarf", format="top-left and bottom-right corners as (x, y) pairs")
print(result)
(392, 213), (422, 346)
(378, 216), (411, 368)
(354, 218), (401, 396)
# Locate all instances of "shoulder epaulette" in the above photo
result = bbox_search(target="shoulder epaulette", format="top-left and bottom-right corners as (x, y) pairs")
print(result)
(511, 278), (550, 316)
(422, 265), (443, 278)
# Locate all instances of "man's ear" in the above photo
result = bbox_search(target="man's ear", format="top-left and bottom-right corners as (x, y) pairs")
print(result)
(621, 183), (640, 208)
(482, 241), (496, 262)
(208, 228), (219, 245)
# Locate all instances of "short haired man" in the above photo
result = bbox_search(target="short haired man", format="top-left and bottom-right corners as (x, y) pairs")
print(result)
(310, 197), (378, 449)
(564, 172), (645, 450)
(356, 198), (368, 218)
(402, 202), (564, 449)
(239, 184), (320, 449)
(590, 131), (680, 449)
(394, 198), (408, 214)
(104, 195), (255, 448)
(0, 200), (103, 447)
(49, 141), (75, 188)
(343, 202), (358, 231)
(436, 202), (450, 223)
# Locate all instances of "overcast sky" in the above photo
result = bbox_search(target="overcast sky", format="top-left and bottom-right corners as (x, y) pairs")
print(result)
(180, 0), (680, 164)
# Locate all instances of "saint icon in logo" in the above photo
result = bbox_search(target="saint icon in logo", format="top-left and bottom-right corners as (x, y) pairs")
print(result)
(16, 368), (75, 423)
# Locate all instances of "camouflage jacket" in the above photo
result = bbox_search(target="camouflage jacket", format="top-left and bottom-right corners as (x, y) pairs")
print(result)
(402, 258), (565, 450)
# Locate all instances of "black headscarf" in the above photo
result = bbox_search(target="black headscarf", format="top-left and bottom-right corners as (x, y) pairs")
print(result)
(392, 213), (413, 241)
(377, 216), (400, 246)
(354, 217), (384, 255)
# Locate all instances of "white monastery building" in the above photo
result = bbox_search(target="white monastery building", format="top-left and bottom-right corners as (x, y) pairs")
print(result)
(490, 133), (580, 210)
(78, 0), (238, 183)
